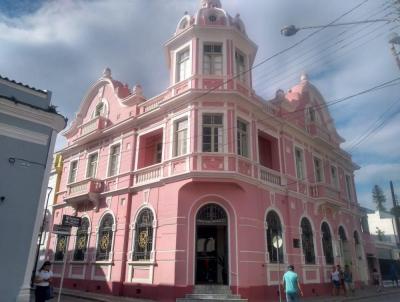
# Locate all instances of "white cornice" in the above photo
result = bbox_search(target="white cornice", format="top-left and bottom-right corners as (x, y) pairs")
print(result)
(0, 78), (48, 99)
(0, 122), (49, 145)
(0, 98), (66, 132)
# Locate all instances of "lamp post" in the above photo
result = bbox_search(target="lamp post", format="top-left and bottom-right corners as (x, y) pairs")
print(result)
(273, 234), (283, 302)
(281, 19), (395, 37)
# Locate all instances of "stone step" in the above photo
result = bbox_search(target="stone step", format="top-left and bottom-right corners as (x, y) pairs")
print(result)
(186, 294), (242, 299)
(176, 285), (248, 302)
(192, 285), (231, 294)
(177, 298), (247, 302)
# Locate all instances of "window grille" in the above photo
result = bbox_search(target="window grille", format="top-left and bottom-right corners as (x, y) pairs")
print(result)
(73, 218), (89, 261)
(196, 204), (227, 226)
(301, 218), (315, 264)
(55, 234), (68, 261)
(133, 209), (154, 261)
(96, 214), (114, 261)
(321, 222), (334, 265)
(266, 211), (284, 263)
(203, 43), (223, 75)
(202, 113), (223, 152)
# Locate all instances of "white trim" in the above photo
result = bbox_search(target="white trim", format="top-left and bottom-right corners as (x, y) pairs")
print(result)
(0, 98), (66, 131)
(106, 140), (122, 177)
(299, 215), (318, 266)
(293, 144), (306, 181)
(173, 42), (192, 84)
(264, 207), (287, 266)
(93, 210), (116, 265)
(312, 154), (324, 183)
(135, 125), (165, 170)
(0, 122), (49, 145)
(170, 113), (190, 159)
(85, 150), (99, 179)
(198, 108), (227, 154)
(67, 159), (79, 184)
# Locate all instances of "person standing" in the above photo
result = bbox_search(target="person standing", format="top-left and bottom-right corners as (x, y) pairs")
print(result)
(283, 265), (303, 302)
(389, 262), (399, 287)
(343, 265), (354, 295)
(372, 268), (382, 292)
(331, 265), (340, 296)
(34, 261), (53, 302)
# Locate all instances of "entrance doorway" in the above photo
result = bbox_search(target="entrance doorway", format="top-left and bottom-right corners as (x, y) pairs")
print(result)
(195, 204), (228, 285)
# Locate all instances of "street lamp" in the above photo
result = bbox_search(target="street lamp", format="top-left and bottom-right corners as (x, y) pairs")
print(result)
(273, 234), (283, 302)
(281, 19), (394, 37)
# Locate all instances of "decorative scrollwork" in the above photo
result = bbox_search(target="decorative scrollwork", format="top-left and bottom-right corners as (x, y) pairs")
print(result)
(100, 233), (110, 251)
(138, 231), (148, 249)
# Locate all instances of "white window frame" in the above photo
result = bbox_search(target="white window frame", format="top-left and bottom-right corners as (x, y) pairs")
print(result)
(313, 156), (324, 183)
(345, 174), (353, 202)
(237, 118), (249, 157)
(330, 165), (339, 189)
(68, 159), (79, 184)
(92, 99), (109, 119)
(135, 125), (165, 170)
(294, 146), (305, 180)
(235, 49), (247, 83)
(203, 42), (223, 76)
(86, 151), (99, 179)
(173, 117), (189, 157)
(202, 113), (224, 153)
(176, 46), (191, 83)
(107, 142), (121, 177)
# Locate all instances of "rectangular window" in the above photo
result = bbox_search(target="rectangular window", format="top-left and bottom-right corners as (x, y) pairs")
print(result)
(202, 113), (223, 152)
(237, 119), (248, 157)
(176, 48), (190, 82)
(235, 50), (246, 82)
(108, 144), (121, 177)
(295, 148), (305, 180)
(314, 157), (323, 182)
(345, 175), (353, 202)
(330, 166), (338, 188)
(203, 43), (223, 75)
(86, 152), (98, 178)
(68, 160), (78, 183)
(155, 143), (163, 163)
(174, 118), (188, 157)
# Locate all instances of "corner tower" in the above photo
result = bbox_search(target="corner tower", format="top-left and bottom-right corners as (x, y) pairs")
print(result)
(165, 0), (258, 92)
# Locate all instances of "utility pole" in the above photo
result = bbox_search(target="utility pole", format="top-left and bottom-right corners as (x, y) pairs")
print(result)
(390, 181), (400, 244)
(389, 1), (400, 69)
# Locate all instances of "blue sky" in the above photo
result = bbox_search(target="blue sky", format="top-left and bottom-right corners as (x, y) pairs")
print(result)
(0, 0), (399, 210)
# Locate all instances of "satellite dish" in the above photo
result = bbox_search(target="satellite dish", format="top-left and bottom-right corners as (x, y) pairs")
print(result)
(272, 235), (283, 248)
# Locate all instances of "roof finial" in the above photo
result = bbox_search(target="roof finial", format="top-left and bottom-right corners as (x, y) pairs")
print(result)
(300, 72), (309, 82)
(200, 0), (222, 9)
(102, 67), (111, 78)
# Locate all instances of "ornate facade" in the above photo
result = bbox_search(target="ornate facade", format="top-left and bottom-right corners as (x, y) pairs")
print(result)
(47, 1), (376, 301)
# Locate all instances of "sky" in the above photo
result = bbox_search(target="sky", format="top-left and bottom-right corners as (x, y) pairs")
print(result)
(0, 0), (399, 210)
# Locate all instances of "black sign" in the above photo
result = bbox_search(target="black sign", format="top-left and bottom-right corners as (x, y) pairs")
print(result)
(53, 224), (71, 235)
(62, 215), (82, 227)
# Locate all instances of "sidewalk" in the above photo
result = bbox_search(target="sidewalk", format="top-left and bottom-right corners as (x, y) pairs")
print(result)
(53, 288), (156, 302)
(303, 285), (400, 302)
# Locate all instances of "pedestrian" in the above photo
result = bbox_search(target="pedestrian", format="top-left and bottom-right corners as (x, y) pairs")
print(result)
(337, 264), (346, 296)
(389, 262), (399, 287)
(372, 268), (382, 292)
(34, 261), (53, 302)
(331, 265), (340, 296)
(343, 264), (354, 295)
(283, 265), (303, 302)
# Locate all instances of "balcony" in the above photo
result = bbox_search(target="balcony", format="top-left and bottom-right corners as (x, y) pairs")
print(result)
(259, 166), (282, 186)
(134, 164), (163, 186)
(74, 116), (108, 143)
(307, 122), (330, 143)
(65, 179), (103, 210)
(309, 183), (341, 208)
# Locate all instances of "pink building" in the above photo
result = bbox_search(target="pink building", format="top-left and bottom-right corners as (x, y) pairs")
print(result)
(47, 1), (377, 301)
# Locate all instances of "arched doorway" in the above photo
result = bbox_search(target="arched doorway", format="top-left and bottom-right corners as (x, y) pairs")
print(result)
(338, 226), (351, 266)
(195, 203), (228, 285)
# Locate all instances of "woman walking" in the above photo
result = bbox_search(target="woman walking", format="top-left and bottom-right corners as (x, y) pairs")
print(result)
(34, 261), (53, 302)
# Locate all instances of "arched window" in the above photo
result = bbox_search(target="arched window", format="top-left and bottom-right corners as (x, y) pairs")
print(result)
(354, 231), (360, 245)
(321, 222), (334, 265)
(73, 217), (89, 261)
(339, 226), (347, 241)
(96, 214), (114, 261)
(133, 209), (154, 261)
(54, 235), (68, 261)
(301, 218), (315, 264)
(266, 211), (283, 263)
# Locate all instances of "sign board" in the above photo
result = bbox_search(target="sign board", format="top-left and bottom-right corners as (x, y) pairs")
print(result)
(53, 224), (71, 236)
(62, 215), (82, 227)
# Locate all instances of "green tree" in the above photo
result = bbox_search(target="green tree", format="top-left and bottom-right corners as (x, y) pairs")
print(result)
(372, 184), (386, 211)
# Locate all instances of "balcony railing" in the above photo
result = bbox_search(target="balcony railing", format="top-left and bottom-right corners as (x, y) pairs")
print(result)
(259, 166), (282, 186)
(66, 179), (103, 199)
(310, 184), (340, 201)
(79, 116), (108, 137)
(134, 164), (162, 186)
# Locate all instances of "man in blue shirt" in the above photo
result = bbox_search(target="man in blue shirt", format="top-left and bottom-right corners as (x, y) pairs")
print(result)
(283, 265), (303, 302)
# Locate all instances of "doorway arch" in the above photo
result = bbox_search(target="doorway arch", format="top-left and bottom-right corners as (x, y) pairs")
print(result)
(195, 203), (228, 285)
